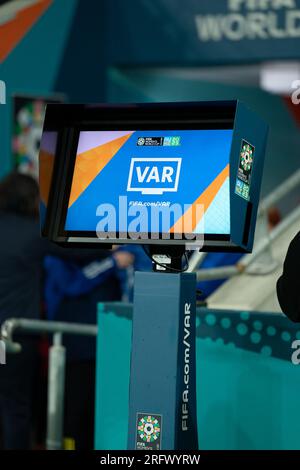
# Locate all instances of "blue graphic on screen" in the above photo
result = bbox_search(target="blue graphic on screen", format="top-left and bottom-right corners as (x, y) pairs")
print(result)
(65, 130), (233, 235)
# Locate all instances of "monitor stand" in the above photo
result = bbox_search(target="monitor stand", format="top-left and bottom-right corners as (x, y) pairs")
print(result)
(148, 244), (186, 272)
(127, 246), (198, 450)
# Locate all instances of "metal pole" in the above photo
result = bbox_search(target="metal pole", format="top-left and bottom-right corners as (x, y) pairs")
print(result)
(187, 251), (207, 273)
(1, 318), (97, 337)
(196, 205), (300, 281)
(1, 318), (97, 353)
(242, 204), (300, 268)
(197, 265), (240, 281)
(190, 171), (300, 276)
(0, 318), (98, 451)
(46, 332), (66, 450)
(258, 168), (300, 215)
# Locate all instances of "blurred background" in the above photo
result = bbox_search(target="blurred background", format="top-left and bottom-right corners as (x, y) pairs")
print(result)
(0, 0), (300, 452)
(0, 0), (300, 201)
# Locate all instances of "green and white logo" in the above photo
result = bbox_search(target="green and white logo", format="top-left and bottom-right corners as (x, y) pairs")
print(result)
(137, 137), (145, 146)
(137, 415), (161, 443)
(240, 142), (253, 172)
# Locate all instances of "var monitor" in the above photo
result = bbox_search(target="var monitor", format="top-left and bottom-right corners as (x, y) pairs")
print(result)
(39, 101), (268, 252)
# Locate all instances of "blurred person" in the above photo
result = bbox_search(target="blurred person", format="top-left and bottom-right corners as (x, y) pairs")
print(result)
(0, 172), (112, 450)
(114, 245), (152, 302)
(277, 231), (300, 322)
(44, 246), (150, 449)
(44, 254), (121, 450)
(0, 172), (42, 450)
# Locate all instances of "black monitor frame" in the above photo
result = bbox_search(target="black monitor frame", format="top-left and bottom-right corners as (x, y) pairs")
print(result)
(39, 101), (257, 252)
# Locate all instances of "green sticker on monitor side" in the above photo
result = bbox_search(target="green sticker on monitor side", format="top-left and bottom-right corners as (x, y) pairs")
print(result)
(235, 140), (255, 201)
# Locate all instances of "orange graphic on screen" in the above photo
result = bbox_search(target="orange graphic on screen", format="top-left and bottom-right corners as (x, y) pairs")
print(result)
(170, 164), (229, 233)
(68, 132), (133, 208)
(39, 149), (54, 205)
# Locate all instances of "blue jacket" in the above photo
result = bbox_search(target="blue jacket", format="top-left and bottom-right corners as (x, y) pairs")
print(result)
(44, 255), (117, 320)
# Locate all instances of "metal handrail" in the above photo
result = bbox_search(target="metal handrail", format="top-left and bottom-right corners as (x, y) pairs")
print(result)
(1, 318), (97, 351)
(196, 204), (300, 281)
(190, 170), (300, 275)
(242, 204), (300, 268)
(258, 169), (300, 215)
(0, 318), (98, 451)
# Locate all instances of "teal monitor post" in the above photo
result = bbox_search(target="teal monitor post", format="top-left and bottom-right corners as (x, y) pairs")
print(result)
(127, 254), (198, 450)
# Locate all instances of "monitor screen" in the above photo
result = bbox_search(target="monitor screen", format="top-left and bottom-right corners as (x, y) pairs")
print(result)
(64, 129), (233, 241)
